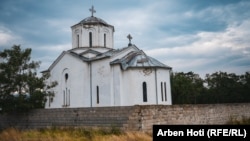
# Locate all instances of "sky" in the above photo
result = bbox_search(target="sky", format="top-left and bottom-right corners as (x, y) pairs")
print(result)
(0, 0), (250, 78)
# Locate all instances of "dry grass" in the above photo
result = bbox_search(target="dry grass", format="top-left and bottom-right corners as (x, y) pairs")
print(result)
(0, 127), (152, 141)
(226, 116), (250, 125)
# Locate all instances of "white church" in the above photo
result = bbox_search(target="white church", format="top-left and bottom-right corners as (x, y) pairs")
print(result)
(44, 6), (172, 108)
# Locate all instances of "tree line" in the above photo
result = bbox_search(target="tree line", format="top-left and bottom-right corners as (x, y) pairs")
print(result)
(171, 71), (250, 104)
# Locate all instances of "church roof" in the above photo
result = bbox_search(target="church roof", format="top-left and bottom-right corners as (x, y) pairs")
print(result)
(71, 6), (114, 31)
(42, 45), (171, 73)
(110, 49), (172, 70)
(71, 16), (115, 31)
(78, 6), (109, 26)
(80, 16), (108, 25)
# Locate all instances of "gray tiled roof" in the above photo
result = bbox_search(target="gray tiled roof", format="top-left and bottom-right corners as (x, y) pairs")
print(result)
(71, 16), (115, 31)
(110, 49), (172, 70)
(80, 16), (108, 25)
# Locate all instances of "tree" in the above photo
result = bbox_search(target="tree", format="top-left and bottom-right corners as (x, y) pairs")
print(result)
(241, 72), (250, 101)
(171, 70), (250, 104)
(0, 45), (57, 113)
(205, 71), (250, 103)
(171, 71), (204, 104)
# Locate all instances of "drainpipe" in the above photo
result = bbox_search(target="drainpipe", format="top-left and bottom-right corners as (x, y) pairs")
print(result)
(155, 68), (158, 104)
(89, 62), (93, 107)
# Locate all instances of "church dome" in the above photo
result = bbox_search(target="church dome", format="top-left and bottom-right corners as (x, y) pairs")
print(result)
(79, 16), (109, 26)
(71, 6), (114, 30)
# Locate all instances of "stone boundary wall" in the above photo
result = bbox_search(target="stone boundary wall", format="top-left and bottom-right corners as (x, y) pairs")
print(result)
(131, 103), (250, 132)
(0, 106), (134, 130)
(1, 103), (250, 132)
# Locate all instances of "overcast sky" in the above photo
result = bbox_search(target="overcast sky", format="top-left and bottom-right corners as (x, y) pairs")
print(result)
(0, 0), (250, 78)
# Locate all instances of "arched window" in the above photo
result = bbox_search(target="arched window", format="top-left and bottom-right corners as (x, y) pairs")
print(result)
(104, 33), (106, 47)
(96, 86), (99, 104)
(62, 69), (70, 107)
(142, 82), (147, 102)
(164, 82), (167, 101)
(89, 32), (92, 47)
(160, 81), (167, 102)
(63, 88), (70, 107)
(65, 73), (68, 82)
(161, 82), (164, 101)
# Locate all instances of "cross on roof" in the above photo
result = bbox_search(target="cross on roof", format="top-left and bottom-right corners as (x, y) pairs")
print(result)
(127, 34), (133, 46)
(89, 5), (96, 17)
(127, 34), (132, 42)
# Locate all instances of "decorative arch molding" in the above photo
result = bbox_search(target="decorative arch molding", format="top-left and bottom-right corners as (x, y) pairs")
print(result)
(74, 29), (80, 33)
(102, 27), (110, 34)
(86, 28), (96, 47)
(86, 27), (96, 33)
(102, 27), (111, 48)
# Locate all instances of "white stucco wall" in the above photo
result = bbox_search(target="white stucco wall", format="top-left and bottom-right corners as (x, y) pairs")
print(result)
(117, 68), (172, 106)
(155, 68), (172, 105)
(111, 65), (122, 106)
(91, 58), (112, 107)
(121, 68), (156, 106)
(45, 53), (91, 108)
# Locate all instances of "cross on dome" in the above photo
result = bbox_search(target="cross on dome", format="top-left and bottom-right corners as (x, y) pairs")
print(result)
(89, 5), (96, 17)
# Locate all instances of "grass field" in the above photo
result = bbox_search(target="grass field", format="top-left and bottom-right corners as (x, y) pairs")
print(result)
(1, 117), (249, 141)
(0, 127), (152, 141)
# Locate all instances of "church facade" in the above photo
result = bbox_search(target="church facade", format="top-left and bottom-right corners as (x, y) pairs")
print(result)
(44, 6), (172, 108)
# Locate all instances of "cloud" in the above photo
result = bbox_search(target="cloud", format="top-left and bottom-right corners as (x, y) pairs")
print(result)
(31, 43), (72, 74)
(106, 1), (250, 49)
(0, 31), (12, 46)
(1, 0), (249, 78)
(146, 19), (250, 76)
(36, 43), (71, 52)
(0, 26), (21, 47)
(97, 0), (250, 77)
(191, 20), (250, 56)
(45, 19), (73, 33)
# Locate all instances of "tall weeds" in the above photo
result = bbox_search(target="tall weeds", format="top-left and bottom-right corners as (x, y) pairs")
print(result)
(0, 127), (152, 141)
